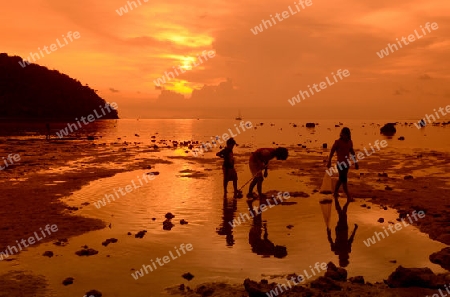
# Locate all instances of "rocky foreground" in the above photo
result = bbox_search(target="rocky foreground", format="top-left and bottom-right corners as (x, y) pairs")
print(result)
(168, 261), (450, 297)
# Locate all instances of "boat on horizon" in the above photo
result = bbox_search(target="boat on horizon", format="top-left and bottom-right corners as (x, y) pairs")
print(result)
(235, 111), (243, 120)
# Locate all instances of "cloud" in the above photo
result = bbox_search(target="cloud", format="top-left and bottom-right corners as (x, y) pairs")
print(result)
(394, 87), (409, 95)
(419, 74), (431, 80)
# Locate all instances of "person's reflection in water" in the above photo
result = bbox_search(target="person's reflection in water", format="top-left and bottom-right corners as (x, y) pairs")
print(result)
(327, 197), (358, 267)
(216, 196), (237, 246)
(247, 198), (287, 258)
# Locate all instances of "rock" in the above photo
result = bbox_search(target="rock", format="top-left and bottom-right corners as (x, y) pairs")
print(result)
(135, 230), (147, 238)
(286, 225), (294, 229)
(398, 136), (405, 140)
(310, 276), (342, 291)
(195, 285), (215, 297)
(306, 123), (315, 128)
(378, 218), (385, 223)
(87, 136), (95, 140)
(380, 123), (396, 136)
(165, 212), (175, 219)
(75, 248), (98, 256)
(325, 262), (347, 281)
(386, 266), (439, 288)
(43, 251), (54, 258)
(180, 219), (188, 225)
(404, 175), (414, 180)
(53, 238), (68, 246)
(85, 290), (102, 297)
(378, 172), (388, 177)
(322, 143), (327, 149)
(385, 186), (393, 191)
(62, 277), (74, 286)
(102, 238), (118, 247)
(243, 279), (277, 297)
(430, 247), (450, 271)
(163, 219), (175, 230)
(127, 232), (132, 235)
(349, 276), (365, 284)
(273, 245), (287, 258)
(182, 272), (194, 281)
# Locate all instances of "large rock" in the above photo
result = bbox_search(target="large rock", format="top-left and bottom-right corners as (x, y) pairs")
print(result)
(325, 262), (347, 281)
(243, 279), (277, 297)
(430, 247), (450, 271)
(386, 266), (439, 288)
(380, 123), (397, 136)
(310, 276), (342, 291)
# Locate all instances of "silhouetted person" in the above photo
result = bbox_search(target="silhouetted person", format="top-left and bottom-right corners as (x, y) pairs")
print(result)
(46, 123), (50, 140)
(216, 196), (237, 246)
(247, 147), (288, 199)
(327, 127), (359, 202)
(216, 138), (241, 198)
(327, 197), (358, 267)
(247, 199), (287, 258)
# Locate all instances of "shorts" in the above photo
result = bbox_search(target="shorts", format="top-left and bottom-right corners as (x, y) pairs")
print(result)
(223, 167), (237, 181)
(249, 153), (265, 178)
(337, 164), (349, 183)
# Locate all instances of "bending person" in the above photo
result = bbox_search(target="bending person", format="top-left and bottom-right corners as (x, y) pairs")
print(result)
(247, 147), (288, 199)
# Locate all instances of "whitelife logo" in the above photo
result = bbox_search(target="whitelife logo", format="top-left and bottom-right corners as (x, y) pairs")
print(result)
(55, 102), (118, 139)
(363, 211), (425, 247)
(131, 243), (193, 280)
(18, 31), (81, 68)
(192, 121), (253, 157)
(414, 104), (450, 129)
(94, 172), (156, 209)
(115, 0), (149, 16)
(153, 50), (216, 87)
(0, 224), (58, 260)
(250, 0), (313, 35)
(288, 69), (350, 106)
(376, 22), (439, 59)
(325, 139), (388, 177)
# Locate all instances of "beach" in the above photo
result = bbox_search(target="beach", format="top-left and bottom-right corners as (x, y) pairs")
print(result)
(0, 119), (449, 297)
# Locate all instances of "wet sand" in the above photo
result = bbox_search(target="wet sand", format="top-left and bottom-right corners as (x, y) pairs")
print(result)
(0, 138), (449, 296)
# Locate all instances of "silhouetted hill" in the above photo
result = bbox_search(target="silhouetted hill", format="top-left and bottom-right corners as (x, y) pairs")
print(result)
(0, 53), (118, 119)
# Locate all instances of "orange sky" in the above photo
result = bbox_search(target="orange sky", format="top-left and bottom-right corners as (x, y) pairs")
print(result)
(2, 0), (449, 119)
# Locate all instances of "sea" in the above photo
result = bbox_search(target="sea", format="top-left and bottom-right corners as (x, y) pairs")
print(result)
(0, 118), (449, 297)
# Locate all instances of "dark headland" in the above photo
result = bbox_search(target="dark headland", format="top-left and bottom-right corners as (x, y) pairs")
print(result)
(0, 53), (118, 120)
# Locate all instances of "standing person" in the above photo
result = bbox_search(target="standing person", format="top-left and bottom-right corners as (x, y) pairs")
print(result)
(46, 123), (50, 140)
(216, 138), (241, 198)
(247, 147), (288, 199)
(326, 127), (359, 202)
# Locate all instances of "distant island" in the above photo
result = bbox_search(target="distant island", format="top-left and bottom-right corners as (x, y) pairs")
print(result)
(0, 53), (118, 120)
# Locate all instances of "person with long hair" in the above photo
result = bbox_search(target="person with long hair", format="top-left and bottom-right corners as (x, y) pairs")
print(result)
(326, 127), (358, 202)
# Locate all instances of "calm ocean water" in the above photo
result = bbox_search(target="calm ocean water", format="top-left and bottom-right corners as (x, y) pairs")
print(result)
(1, 118), (449, 150)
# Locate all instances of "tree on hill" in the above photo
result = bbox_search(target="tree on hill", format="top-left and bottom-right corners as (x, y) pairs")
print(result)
(0, 53), (119, 119)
